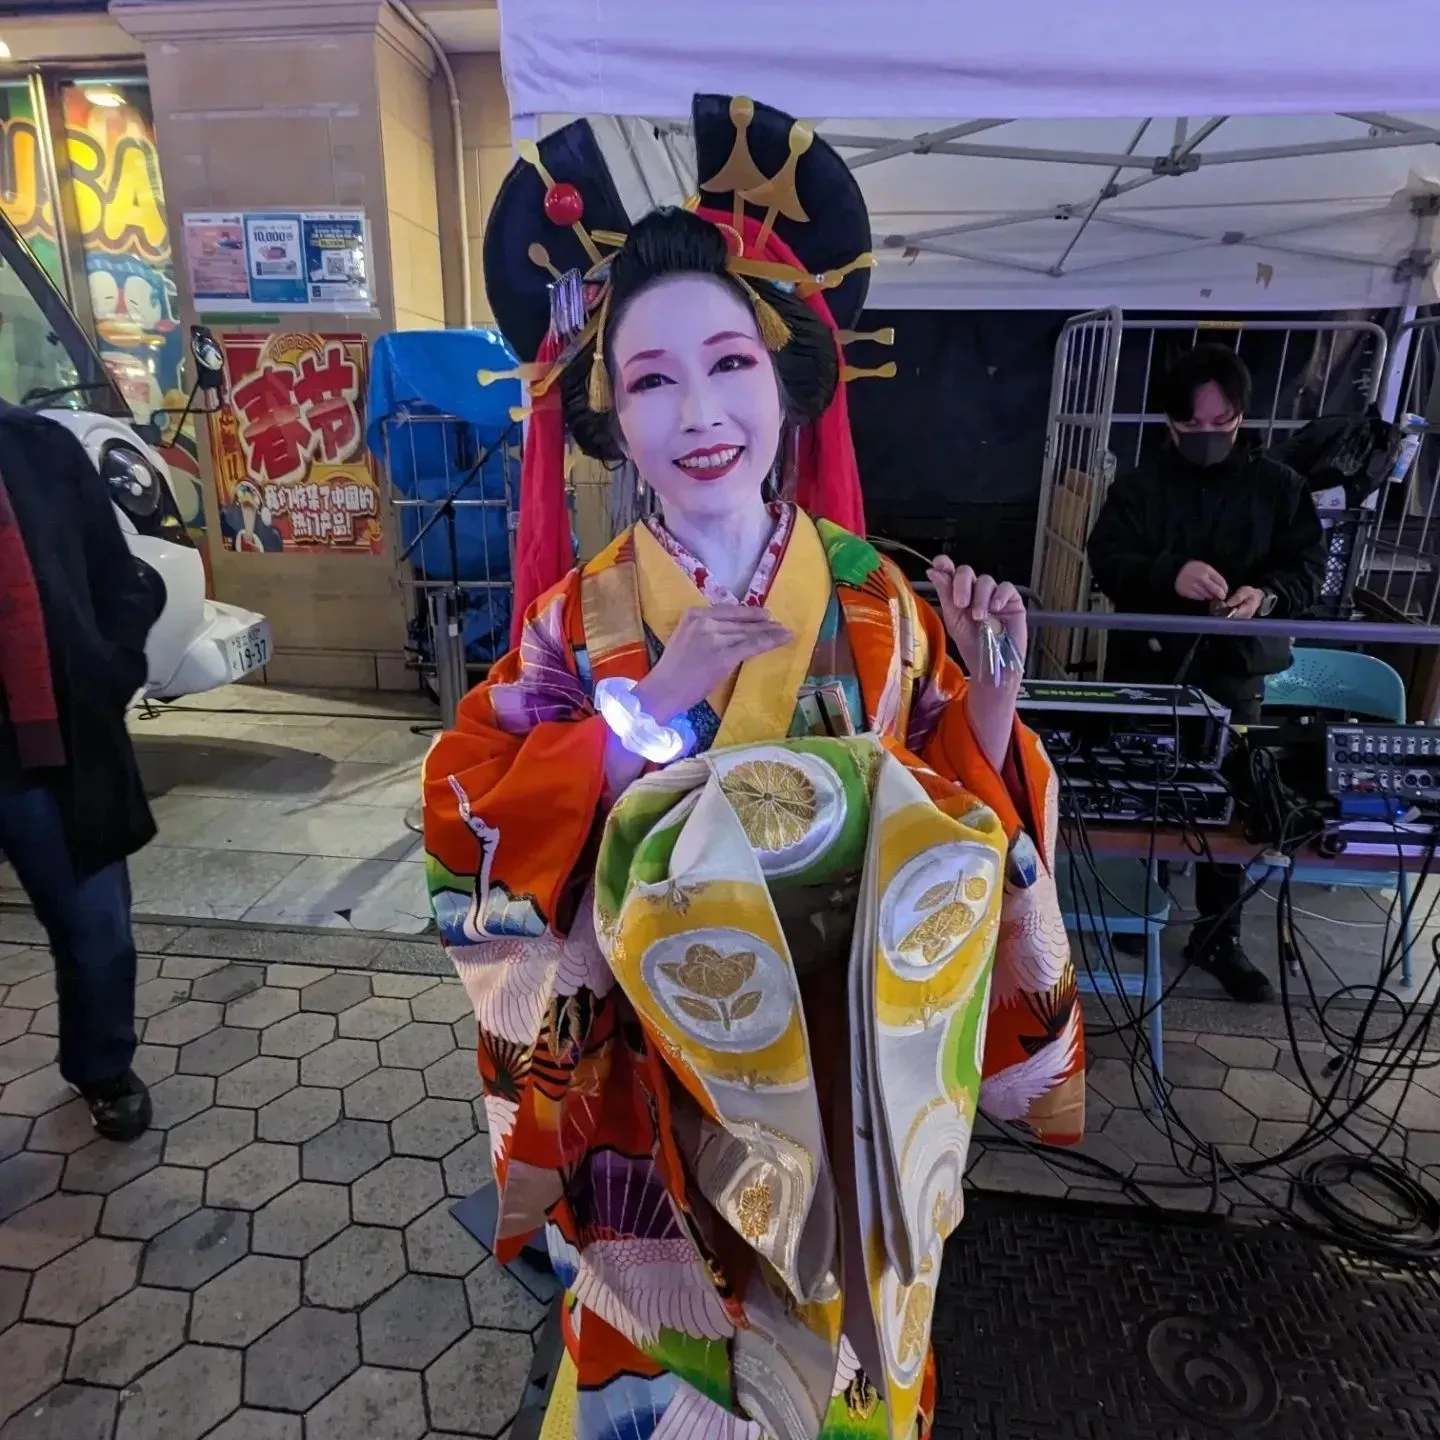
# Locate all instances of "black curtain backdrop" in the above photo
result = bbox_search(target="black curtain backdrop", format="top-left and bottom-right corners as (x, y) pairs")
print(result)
(847, 307), (1388, 588)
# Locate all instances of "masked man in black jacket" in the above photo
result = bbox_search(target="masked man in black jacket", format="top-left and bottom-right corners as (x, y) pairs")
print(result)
(1087, 345), (1325, 1003)
(0, 403), (160, 1138)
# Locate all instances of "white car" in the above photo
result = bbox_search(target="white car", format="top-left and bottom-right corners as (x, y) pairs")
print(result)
(0, 215), (271, 699)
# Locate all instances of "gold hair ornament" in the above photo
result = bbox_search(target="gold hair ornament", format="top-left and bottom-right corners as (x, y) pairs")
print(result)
(587, 285), (614, 412)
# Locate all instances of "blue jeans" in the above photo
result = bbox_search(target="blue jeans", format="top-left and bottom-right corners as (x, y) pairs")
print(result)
(0, 784), (138, 1090)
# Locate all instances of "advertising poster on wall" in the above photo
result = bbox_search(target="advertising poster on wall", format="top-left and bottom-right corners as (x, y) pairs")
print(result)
(206, 331), (384, 555)
(184, 209), (371, 313)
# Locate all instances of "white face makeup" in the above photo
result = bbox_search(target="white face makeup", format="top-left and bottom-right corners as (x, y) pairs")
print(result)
(609, 273), (783, 524)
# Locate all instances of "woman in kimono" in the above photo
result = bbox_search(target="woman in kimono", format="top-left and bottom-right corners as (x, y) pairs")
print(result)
(424, 96), (1084, 1440)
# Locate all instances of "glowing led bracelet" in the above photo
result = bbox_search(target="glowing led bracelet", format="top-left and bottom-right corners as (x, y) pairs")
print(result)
(594, 678), (694, 763)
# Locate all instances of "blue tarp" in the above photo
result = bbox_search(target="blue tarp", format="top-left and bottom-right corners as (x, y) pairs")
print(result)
(367, 329), (523, 664)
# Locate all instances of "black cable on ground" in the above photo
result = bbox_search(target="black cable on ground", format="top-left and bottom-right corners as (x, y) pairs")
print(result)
(1031, 711), (1440, 1265)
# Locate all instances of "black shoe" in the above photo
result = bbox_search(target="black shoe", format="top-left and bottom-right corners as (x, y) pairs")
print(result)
(1184, 934), (1275, 1004)
(81, 1070), (152, 1142)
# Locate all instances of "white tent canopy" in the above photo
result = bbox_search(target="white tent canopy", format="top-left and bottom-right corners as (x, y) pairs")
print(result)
(501, 0), (1440, 312)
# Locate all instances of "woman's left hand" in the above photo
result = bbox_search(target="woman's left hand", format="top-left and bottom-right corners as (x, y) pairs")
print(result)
(926, 556), (1027, 682)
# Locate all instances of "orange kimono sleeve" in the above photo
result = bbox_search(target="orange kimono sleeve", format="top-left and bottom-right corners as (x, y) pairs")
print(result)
(422, 578), (609, 943)
(908, 591), (1087, 1145)
(422, 578), (623, 1253)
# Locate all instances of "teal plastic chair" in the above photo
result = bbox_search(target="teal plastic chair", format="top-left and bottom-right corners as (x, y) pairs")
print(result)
(1058, 861), (1167, 1101)
(1262, 647), (1414, 985)
(1264, 648), (1407, 724)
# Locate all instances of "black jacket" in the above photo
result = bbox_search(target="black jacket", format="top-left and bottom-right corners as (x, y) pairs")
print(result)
(0, 404), (158, 876)
(1086, 440), (1325, 688)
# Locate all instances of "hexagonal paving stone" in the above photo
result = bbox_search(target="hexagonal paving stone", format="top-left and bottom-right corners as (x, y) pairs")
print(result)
(4, 1322), (70, 1424)
(1197, 1034), (1279, 1070)
(216, 1056), (299, 1109)
(301, 1038), (378, 1089)
(188, 1252), (300, 1347)
(205, 1410), (302, 1440)
(165, 1106), (255, 1167)
(442, 1135), (493, 1198)
(302, 1118), (391, 1184)
(0, 1151), (60, 1222)
(381, 1023), (456, 1072)
(190, 963), (265, 1005)
(265, 964), (332, 988)
(0, 1380), (117, 1440)
(0, 1192), (101, 1269)
(304, 1365), (427, 1440)
(113, 1342), (243, 1440)
(339, 998), (414, 1041)
(24, 1236), (140, 1323)
(141, 1206), (250, 1289)
(0, 1008), (28, 1044)
(299, 973), (372, 1015)
(305, 1224), (406, 1309)
(24, 1002), (59, 1038)
(100, 1165), (204, 1240)
(345, 1068), (424, 1123)
(361, 1273), (470, 1370)
(178, 1025), (260, 1077)
(0, 1039), (54, 1085)
(62, 1129), (165, 1194)
(408, 985), (470, 1025)
(1223, 1066), (1314, 1123)
(145, 1073), (216, 1130)
(465, 1258), (548, 1332)
(25, 1100), (97, 1157)
(160, 955), (229, 980)
(243, 1305), (360, 1411)
(226, 985), (301, 1030)
(1170, 1086), (1259, 1147)
(1, 972), (56, 1010)
(206, 1142), (300, 1210)
(418, 1051), (478, 1102)
(352, 1157), (443, 1227)
(144, 1000), (223, 1047)
(425, 1329), (533, 1436)
(371, 974), (439, 999)
(0, 1112), (30, 1161)
(134, 976), (193, 1019)
(260, 1012), (336, 1059)
(0, 1065), (72, 1118)
(67, 1284), (189, 1384)
(452, 1012), (478, 1053)
(404, 1200), (483, 1278)
(132, 1042), (180, 1086)
(252, 1181), (349, 1257)
(258, 1086), (341, 1144)
(392, 1098), (475, 1160)
(0, 1265), (28, 1328)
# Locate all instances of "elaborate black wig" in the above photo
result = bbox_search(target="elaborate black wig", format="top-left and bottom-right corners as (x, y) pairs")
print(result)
(558, 207), (840, 466)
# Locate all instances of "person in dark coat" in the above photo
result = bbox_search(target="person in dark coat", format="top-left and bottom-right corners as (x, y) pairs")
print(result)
(0, 401), (160, 1139)
(1087, 345), (1325, 1003)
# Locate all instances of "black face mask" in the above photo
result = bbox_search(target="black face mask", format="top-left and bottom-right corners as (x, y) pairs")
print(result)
(1172, 428), (1236, 468)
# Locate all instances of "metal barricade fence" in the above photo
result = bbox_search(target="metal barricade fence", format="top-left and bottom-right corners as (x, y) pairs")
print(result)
(1029, 307), (1123, 679)
(380, 410), (519, 727)
(1363, 315), (1440, 623)
(1031, 314), (1389, 679)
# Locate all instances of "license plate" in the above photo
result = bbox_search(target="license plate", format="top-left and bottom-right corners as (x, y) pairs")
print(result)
(224, 625), (270, 679)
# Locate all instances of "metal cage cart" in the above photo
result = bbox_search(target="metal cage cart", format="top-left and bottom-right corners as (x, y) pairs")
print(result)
(367, 330), (523, 727)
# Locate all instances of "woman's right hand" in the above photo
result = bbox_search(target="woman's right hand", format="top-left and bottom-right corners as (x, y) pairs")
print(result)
(633, 603), (792, 724)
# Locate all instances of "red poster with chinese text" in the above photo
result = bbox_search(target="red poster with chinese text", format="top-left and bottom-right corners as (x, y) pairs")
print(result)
(207, 332), (383, 555)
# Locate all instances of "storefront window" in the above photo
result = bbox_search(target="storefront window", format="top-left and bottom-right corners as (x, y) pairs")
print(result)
(0, 74), (204, 539)
(0, 79), (63, 289)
